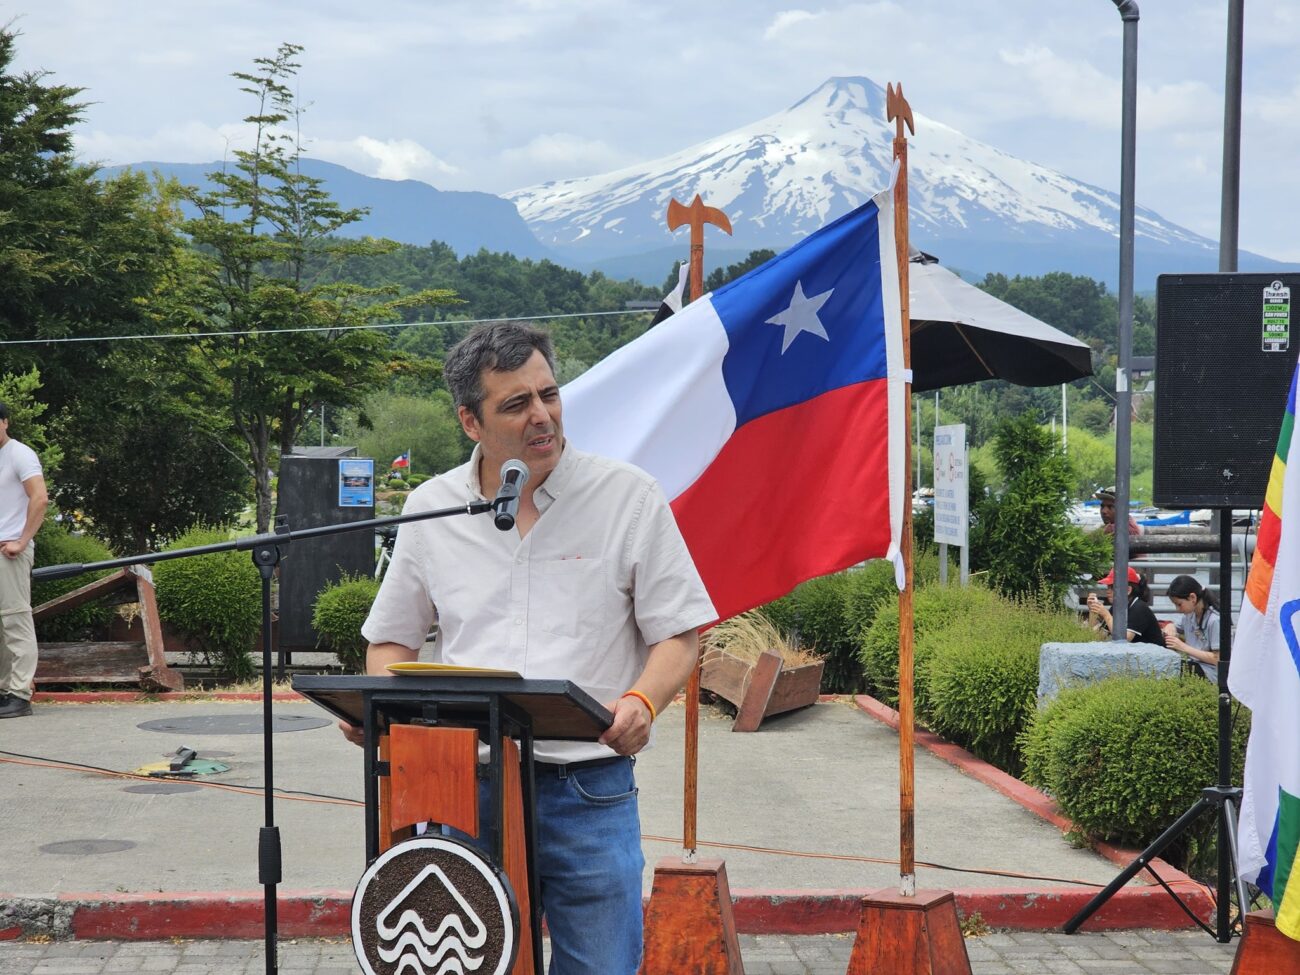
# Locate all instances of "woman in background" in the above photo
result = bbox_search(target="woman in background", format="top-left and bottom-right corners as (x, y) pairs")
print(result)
(1087, 565), (1166, 647)
(1160, 574), (1221, 682)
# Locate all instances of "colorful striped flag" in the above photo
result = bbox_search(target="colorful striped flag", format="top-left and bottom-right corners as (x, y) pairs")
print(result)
(562, 185), (906, 622)
(1229, 354), (1300, 939)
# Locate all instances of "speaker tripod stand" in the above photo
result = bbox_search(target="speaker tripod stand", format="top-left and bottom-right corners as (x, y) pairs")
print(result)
(1064, 516), (1253, 941)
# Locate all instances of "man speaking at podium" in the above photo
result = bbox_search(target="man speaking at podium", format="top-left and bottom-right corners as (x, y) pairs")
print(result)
(343, 320), (716, 974)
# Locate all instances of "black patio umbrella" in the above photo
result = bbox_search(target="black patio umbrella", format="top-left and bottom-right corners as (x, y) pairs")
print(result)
(909, 252), (1094, 392)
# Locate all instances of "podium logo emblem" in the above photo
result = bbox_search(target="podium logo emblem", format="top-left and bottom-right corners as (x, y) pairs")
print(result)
(352, 836), (517, 975)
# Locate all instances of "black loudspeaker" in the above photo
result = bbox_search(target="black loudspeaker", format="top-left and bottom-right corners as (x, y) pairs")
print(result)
(277, 450), (376, 649)
(1154, 272), (1297, 508)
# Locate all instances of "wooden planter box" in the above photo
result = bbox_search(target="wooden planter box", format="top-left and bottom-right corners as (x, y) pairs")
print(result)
(700, 649), (824, 732)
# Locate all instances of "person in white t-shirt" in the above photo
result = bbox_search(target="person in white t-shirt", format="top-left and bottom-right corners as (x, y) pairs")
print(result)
(0, 402), (49, 719)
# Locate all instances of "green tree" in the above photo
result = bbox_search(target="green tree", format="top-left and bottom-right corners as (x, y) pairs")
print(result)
(52, 349), (250, 552)
(970, 413), (1110, 599)
(173, 43), (456, 531)
(0, 368), (61, 476)
(340, 390), (470, 477)
(704, 250), (777, 293)
(0, 29), (245, 548)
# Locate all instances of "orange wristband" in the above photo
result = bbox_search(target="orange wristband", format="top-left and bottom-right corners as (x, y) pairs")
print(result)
(621, 689), (656, 722)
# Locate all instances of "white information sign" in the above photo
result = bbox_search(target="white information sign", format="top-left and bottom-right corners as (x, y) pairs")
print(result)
(933, 423), (968, 547)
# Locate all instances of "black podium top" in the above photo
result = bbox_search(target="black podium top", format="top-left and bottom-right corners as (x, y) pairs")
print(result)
(292, 674), (613, 741)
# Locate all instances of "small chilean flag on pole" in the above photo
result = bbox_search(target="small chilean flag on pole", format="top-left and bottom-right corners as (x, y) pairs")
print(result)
(390, 451), (410, 469)
(563, 178), (906, 622)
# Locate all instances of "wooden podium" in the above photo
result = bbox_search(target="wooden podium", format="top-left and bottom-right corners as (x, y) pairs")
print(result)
(293, 674), (612, 975)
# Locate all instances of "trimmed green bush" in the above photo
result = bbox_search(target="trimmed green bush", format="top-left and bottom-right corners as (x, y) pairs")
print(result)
(760, 563), (905, 694)
(923, 595), (1092, 774)
(153, 525), (261, 680)
(1020, 676), (1249, 867)
(859, 582), (998, 710)
(842, 560), (905, 645)
(32, 522), (116, 642)
(313, 573), (379, 671)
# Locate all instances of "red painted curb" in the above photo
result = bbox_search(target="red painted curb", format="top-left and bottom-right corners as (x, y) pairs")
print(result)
(33, 691), (305, 704)
(851, 694), (1212, 922)
(36, 882), (1207, 941)
(67, 890), (351, 941)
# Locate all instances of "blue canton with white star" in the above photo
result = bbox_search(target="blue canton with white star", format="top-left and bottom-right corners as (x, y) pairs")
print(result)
(711, 199), (891, 428)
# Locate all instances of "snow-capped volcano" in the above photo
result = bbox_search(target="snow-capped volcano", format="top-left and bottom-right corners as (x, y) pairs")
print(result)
(508, 77), (1270, 285)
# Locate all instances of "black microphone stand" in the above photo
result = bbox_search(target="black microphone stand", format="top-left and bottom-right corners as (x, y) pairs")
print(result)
(32, 498), (504, 975)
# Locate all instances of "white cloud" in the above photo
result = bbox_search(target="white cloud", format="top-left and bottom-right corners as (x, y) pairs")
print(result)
(997, 45), (1214, 131)
(764, 10), (819, 40)
(73, 121), (258, 166)
(500, 133), (626, 174)
(310, 136), (459, 182)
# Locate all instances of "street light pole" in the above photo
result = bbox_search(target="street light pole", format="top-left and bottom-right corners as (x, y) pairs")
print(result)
(1110, 0), (1139, 643)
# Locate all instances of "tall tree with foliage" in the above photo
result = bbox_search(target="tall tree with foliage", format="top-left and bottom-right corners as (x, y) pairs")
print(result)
(172, 43), (454, 531)
(0, 28), (242, 548)
(969, 413), (1110, 599)
(0, 27), (176, 384)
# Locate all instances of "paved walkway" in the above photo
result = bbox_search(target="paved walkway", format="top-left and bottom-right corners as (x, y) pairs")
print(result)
(0, 930), (1240, 974)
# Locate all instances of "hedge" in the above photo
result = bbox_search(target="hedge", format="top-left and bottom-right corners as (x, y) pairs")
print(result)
(153, 525), (261, 680)
(32, 522), (116, 642)
(760, 560), (910, 693)
(858, 581), (998, 710)
(1020, 676), (1249, 867)
(922, 594), (1094, 774)
(313, 573), (379, 672)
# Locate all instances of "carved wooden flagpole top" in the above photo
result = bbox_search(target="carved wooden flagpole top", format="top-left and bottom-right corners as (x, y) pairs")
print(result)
(887, 82), (914, 144)
(667, 194), (734, 303)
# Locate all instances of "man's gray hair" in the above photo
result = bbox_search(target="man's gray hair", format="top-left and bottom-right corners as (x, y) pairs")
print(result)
(444, 321), (556, 420)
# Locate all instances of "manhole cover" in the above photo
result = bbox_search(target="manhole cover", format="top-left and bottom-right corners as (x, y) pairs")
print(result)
(40, 840), (136, 856)
(136, 713), (330, 735)
(123, 783), (200, 795)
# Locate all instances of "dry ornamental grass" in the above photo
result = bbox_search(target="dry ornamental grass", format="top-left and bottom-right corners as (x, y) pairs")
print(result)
(702, 611), (820, 668)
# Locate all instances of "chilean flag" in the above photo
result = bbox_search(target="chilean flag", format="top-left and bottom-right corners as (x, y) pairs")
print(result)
(563, 182), (906, 622)
(390, 451), (410, 469)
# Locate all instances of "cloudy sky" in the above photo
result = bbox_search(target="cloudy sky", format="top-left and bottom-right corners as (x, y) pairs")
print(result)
(10, 1), (1300, 260)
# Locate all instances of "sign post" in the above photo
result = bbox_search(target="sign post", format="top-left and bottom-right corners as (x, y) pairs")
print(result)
(932, 424), (969, 585)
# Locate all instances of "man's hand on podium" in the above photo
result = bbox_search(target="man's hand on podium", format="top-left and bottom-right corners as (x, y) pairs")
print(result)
(339, 721), (364, 747)
(599, 693), (653, 756)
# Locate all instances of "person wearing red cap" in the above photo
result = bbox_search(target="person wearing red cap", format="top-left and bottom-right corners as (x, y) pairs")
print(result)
(1086, 565), (1166, 646)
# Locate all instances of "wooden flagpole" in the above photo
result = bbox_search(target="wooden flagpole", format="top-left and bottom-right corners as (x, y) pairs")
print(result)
(641, 194), (741, 975)
(847, 83), (972, 975)
(664, 192), (732, 860)
(889, 81), (917, 898)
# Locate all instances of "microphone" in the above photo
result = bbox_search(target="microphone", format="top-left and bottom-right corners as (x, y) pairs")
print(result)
(492, 459), (530, 531)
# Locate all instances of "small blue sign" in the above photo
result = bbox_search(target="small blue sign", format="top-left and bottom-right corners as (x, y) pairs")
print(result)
(339, 459), (375, 508)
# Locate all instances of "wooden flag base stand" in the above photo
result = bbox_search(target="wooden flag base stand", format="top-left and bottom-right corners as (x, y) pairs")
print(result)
(641, 857), (744, 974)
(847, 888), (971, 975)
(1230, 910), (1300, 974)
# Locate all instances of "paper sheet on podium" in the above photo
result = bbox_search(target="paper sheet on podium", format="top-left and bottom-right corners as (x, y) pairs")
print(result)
(386, 661), (523, 679)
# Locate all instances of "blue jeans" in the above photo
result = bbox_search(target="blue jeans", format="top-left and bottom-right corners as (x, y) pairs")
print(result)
(463, 756), (645, 975)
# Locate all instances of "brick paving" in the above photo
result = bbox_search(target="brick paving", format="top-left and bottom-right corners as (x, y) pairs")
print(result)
(0, 930), (1239, 974)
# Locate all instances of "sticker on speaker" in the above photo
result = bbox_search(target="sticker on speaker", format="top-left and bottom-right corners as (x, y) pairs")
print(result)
(352, 835), (518, 975)
(1263, 280), (1290, 352)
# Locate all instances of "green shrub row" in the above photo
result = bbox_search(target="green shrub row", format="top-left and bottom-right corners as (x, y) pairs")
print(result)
(859, 583), (1096, 774)
(761, 558), (911, 693)
(153, 525), (262, 680)
(32, 522), (117, 642)
(1021, 676), (1248, 871)
(313, 573), (380, 672)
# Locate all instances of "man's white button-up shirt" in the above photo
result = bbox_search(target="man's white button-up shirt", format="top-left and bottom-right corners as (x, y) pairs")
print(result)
(362, 442), (716, 762)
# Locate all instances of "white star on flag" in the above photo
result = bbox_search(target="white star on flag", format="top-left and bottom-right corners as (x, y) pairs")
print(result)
(766, 280), (834, 353)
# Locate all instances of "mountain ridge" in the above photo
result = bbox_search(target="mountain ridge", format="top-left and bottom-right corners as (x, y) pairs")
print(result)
(506, 76), (1290, 286)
